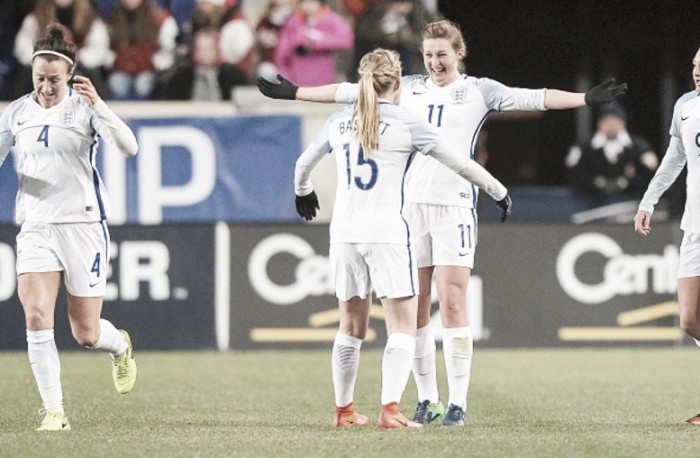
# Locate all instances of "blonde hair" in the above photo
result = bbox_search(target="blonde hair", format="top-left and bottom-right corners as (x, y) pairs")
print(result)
(422, 20), (467, 73)
(354, 48), (401, 155)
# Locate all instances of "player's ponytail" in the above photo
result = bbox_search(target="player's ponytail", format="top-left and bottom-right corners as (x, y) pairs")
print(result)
(354, 48), (401, 156)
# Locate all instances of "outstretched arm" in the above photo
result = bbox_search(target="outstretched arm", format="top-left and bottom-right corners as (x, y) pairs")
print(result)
(544, 78), (628, 110)
(257, 74), (350, 103)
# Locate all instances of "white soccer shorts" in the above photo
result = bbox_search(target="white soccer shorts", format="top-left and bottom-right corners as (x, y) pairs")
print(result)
(403, 202), (476, 269)
(678, 232), (700, 278)
(16, 221), (110, 297)
(330, 242), (418, 301)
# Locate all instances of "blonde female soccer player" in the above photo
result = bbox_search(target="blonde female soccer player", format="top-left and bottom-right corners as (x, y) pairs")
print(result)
(634, 46), (700, 425)
(260, 19), (627, 427)
(293, 47), (510, 428)
(0, 23), (138, 431)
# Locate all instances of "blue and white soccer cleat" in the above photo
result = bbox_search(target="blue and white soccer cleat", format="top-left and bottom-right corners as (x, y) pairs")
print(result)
(412, 400), (445, 425)
(441, 403), (466, 427)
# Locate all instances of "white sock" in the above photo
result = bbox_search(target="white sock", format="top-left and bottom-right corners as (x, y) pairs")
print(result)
(331, 332), (363, 407)
(442, 326), (473, 410)
(694, 338), (700, 349)
(381, 332), (416, 405)
(89, 319), (127, 358)
(412, 324), (439, 403)
(27, 329), (64, 414)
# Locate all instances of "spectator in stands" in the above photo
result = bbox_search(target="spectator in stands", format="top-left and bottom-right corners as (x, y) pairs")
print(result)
(0, 0), (36, 100)
(273, 0), (354, 86)
(217, 0), (256, 82)
(11, 0), (112, 98)
(340, 0), (383, 22)
(352, 0), (431, 77)
(176, 0), (255, 83)
(565, 102), (658, 208)
(106, 0), (178, 100)
(255, 0), (295, 82)
(157, 26), (245, 100)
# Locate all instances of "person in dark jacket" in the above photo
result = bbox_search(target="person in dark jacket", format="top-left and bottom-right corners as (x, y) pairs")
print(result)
(565, 102), (658, 207)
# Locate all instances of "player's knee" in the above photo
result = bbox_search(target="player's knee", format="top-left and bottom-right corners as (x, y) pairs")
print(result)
(22, 304), (51, 330)
(72, 327), (100, 347)
(680, 316), (700, 339)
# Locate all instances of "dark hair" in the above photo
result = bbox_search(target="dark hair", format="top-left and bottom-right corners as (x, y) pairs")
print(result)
(33, 23), (77, 66)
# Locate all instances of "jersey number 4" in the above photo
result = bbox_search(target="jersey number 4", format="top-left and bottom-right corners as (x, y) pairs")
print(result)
(37, 126), (49, 147)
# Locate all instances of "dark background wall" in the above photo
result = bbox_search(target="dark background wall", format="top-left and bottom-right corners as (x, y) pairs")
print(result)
(437, 0), (700, 185)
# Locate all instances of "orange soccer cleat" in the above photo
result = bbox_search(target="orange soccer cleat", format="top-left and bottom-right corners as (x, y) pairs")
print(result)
(378, 402), (422, 429)
(332, 402), (369, 427)
(685, 413), (700, 425)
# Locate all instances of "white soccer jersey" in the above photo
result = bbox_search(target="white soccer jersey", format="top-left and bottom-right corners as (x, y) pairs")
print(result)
(675, 92), (700, 232)
(311, 101), (439, 244)
(399, 74), (544, 207)
(0, 90), (113, 224)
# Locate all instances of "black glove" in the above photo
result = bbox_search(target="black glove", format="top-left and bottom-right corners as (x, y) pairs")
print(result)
(496, 194), (512, 222)
(256, 74), (299, 100)
(295, 191), (320, 221)
(584, 78), (628, 106)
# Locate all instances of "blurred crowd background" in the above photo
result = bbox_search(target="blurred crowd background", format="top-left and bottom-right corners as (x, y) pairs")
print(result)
(0, 0), (698, 220)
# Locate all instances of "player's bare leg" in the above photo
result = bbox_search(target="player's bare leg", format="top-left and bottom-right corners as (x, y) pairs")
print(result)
(68, 294), (136, 394)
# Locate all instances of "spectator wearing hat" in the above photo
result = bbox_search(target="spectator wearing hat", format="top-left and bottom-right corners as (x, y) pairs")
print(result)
(273, 0), (354, 86)
(565, 102), (658, 208)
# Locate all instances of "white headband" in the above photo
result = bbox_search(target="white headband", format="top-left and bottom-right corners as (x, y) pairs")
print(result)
(32, 50), (74, 66)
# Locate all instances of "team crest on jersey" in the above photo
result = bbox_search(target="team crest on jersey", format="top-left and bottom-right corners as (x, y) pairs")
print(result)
(451, 87), (468, 104)
(60, 110), (75, 126)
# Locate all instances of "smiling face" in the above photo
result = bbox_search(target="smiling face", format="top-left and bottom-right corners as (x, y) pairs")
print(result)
(32, 57), (72, 108)
(693, 48), (700, 92)
(422, 37), (463, 87)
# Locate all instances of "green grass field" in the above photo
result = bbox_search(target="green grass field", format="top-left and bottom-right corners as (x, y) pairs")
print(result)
(1, 348), (699, 458)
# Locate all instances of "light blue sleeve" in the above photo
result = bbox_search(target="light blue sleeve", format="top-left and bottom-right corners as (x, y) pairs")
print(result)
(472, 77), (508, 111)
(335, 82), (358, 104)
(385, 105), (439, 154)
(638, 137), (686, 213)
(314, 111), (339, 154)
(296, 109), (349, 196)
(0, 104), (15, 168)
